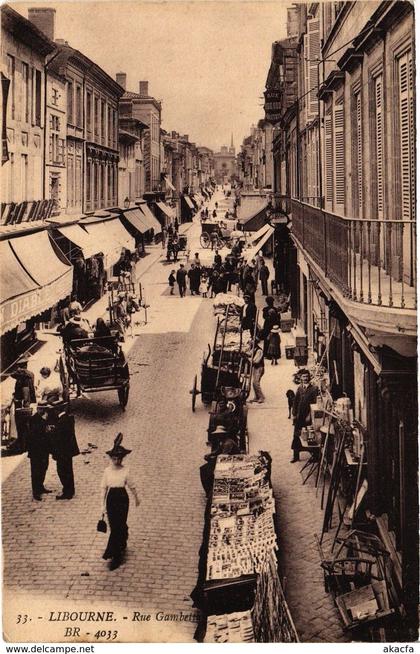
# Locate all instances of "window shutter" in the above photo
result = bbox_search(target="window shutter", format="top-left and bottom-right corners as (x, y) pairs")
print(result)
(374, 75), (384, 219)
(304, 33), (309, 123)
(325, 108), (333, 204)
(334, 101), (345, 208)
(398, 51), (414, 220)
(356, 91), (363, 215)
(307, 17), (320, 121)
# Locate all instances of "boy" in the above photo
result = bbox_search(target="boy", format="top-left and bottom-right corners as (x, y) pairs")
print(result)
(168, 270), (176, 295)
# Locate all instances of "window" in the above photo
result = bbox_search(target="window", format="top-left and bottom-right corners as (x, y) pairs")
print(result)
(51, 87), (59, 107)
(101, 101), (106, 143)
(22, 63), (30, 123)
(76, 85), (82, 127)
(108, 106), (112, 148)
(306, 17), (320, 122)
(35, 70), (42, 127)
(49, 115), (64, 164)
(67, 80), (73, 124)
(397, 50), (414, 220)
(94, 97), (99, 138)
(6, 54), (15, 120)
(67, 154), (74, 207)
(373, 74), (383, 219)
(356, 91), (363, 216)
(21, 154), (28, 200)
(333, 98), (345, 209)
(86, 91), (92, 135)
(325, 107), (333, 204)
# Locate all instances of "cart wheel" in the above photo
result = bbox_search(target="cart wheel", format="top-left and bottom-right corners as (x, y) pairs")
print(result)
(118, 385), (129, 409)
(190, 374), (199, 412)
(200, 233), (210, 249)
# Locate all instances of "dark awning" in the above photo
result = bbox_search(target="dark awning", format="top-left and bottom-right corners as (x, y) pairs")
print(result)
(122, 208), (150, 235)
(137, 203), (162, 234)
(237, 201), (268, 231)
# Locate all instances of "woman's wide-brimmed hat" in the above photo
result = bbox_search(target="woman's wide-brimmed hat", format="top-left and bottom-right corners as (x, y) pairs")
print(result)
(106, 432), (132, 458)
(271, 325), (280, 332)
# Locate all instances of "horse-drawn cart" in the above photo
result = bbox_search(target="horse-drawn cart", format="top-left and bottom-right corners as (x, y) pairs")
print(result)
(58, 336), (130, 409)
(190, 299), (258, 410)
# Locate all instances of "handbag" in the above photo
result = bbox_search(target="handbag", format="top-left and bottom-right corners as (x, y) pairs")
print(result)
(97, 514), (107, 533)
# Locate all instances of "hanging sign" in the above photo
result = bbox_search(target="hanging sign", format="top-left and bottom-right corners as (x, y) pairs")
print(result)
(264, 89), (282, 124)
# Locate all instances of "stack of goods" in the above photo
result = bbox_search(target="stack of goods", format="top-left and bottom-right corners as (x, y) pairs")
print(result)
(204, 611), (255, 643)
(200, 453), (299, 643)
(213, 294), (244, 317)
(207, 455), (276, 581)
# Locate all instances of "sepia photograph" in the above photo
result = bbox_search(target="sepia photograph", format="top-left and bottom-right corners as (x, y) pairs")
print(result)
(0, 0), (417, 646)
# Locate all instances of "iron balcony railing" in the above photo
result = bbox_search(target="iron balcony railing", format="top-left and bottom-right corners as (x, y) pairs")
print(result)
(291, 199), (416, 310)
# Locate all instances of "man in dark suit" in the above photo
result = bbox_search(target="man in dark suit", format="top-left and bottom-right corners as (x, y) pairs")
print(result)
(242, 294), (257, 335)
(259, 260), (270, 296)
(49, 407), (80, 500)
(291, 370), (318, 462)
(27, 403), (52, 500)
(176, 264), (187, 297)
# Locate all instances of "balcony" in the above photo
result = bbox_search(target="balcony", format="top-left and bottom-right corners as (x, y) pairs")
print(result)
(291, 199), (416, 336)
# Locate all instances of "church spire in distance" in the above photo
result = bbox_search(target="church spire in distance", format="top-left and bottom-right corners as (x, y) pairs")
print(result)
(229, 132), (235, 153)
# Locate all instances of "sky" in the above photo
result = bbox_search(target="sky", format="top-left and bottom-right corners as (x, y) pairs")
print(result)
(14, 0), (288, 151)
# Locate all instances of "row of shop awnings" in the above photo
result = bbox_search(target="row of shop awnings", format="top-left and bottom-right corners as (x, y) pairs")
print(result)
(0, 203), (163, 336)
(58, 217), (135, 269)
(122, 203), (162, 236)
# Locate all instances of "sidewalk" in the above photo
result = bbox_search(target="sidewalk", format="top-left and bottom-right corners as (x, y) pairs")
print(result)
(246, 282), (348, 643)
(1, 244), (164, 481)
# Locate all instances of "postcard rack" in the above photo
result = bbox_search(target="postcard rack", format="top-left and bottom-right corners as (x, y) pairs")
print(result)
(192, 453), (299, 643)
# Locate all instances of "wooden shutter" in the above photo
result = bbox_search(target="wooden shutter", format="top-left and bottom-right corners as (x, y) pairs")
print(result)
(307, 17), (320, 121)
(356, 92), (363, 216)
(374, 75), (384, 219)
(304, 33), (309, 124)
(325, 108), (333, 204)
(334, 101), (345, 209)
(398, 51), (414, 220)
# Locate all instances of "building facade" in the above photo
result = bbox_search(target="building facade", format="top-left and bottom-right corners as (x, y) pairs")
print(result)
(213, 139), (236, 183)
(1, 5), (55, 216)
(118, 117), (146, 206)
(118, 77), (161, 193)
(27, 7), (123, 215)
(269, 1), (417, 637)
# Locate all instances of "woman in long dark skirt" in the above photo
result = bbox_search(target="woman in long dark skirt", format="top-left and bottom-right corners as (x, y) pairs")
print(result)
(101, 433), (139, 570)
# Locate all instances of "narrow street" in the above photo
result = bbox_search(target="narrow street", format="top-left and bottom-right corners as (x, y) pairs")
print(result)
(3, 192), (347, 643)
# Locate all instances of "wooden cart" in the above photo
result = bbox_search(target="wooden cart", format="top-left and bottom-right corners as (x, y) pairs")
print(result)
(59, 336), (130, 409)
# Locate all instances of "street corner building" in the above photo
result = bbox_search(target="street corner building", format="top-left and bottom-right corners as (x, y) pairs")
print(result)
(0, 0), (418, 648)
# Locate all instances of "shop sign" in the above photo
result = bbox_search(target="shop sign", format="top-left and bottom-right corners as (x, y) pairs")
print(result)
(264, 89), (282, 124)
(0, 272), (72, 336)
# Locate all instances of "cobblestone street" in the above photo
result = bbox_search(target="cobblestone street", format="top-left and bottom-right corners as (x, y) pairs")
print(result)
(3, 200), (346, 643)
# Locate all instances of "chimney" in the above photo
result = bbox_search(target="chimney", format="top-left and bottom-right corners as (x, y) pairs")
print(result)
(28, 8), (56, 41)
(116, 72), (127, 90)
(139, 81), (149, 97)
